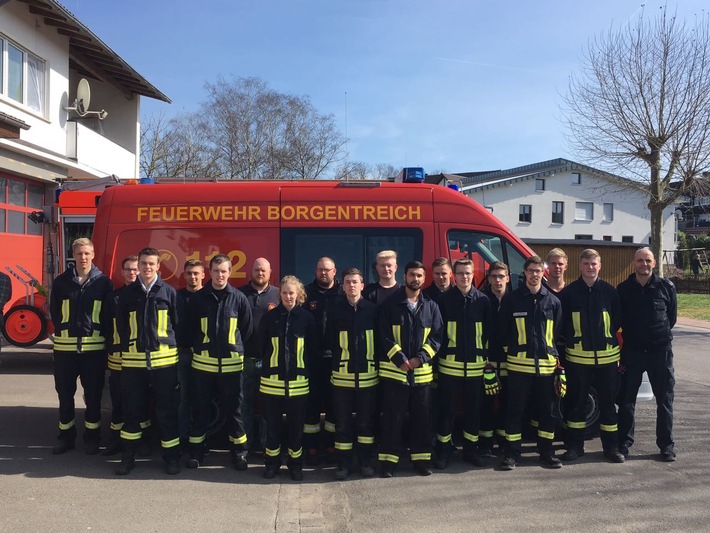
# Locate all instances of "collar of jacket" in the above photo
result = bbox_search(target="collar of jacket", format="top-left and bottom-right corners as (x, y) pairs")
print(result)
(203, 283), (237, 298)
(309, 278), (341, 295)
(519, 284), (550, 298)
(71, 263), (103, 285)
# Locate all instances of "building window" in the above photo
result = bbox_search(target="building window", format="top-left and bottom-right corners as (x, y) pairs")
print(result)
(622, 235), (634, 243)
(571, 172), (581, 185)
(0, 175), (45, 236)
(603, 203), (614, 222)
(519, 204), (532, 223)
(575, 234), (593, 240)
(535, 179), (545, 191)
(603, 235), (612, 241)
(575, 202), (593, 221)
(0, 35), (46, 114)
(552, 201), (564, 224)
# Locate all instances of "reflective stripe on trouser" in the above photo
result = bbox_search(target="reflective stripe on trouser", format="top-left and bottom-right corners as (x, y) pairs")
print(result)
(479, 375), (508, 446)
(189, 369), (247, 454)
(332, 386), (377, 464)
(378, 380), (431, 464)
(436, 374), (483, 455)
(564, 362), (619, 451)
(262, 393), (307, 468)
(303, 356), (335, 450)
(53, 350), (105, 442)
(618, 349), (675, 453)
(504, 371), (556, 458)
(120, 365), (181, 459)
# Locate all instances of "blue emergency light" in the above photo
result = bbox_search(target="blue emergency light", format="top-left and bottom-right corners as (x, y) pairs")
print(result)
(394, 167), (425, 183)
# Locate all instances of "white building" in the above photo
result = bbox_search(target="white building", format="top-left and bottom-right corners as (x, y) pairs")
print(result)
(1, 0), (169, 294)
(431, 158), (676, 250)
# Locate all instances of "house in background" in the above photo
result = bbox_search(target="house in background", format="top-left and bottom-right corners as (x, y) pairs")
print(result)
(428, 158), (677, 253)
(1, 0), (169, 298)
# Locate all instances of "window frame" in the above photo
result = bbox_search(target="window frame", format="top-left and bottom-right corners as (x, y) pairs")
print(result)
(603, 202), (614, 222)
(0, 34), (47, 115)
(535, 179), (545, 192)
(575, 201), (594, 221)
(551, 201), (564, 224)
(571, 172), (581, 185)
(0, 174), (45, 237)
(519, 204), (532, 223)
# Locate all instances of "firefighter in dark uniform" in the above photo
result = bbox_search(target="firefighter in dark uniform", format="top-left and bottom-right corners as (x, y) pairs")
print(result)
(498, 255), (563, 471)
(559, 249), (625, 463)
(327, 268), (379, 480)
(186, 254), (253, 469)
(434, 258), (493, 469)
(303, 257), (341, 463)
(378, 260), (443, 477)
(102, 255), (141, 456)
(50, 238), (113, 455)
(259, 275), (319, 481)
(422, 257), (453, 303)
(362, 250), (400, 305)
(115, 247), (181, 475)
(617, 247), (677, 461)
(479, 261), (510, 455)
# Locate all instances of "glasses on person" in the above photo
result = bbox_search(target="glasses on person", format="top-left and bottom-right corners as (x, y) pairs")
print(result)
(318, 268), (334, 273)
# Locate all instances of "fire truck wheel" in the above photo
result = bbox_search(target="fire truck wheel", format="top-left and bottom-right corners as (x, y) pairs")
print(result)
(1, 305), (49, 347)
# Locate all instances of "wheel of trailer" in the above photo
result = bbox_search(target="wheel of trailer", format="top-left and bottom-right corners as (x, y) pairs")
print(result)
(555, 386), (600, 439)
(1, 305), (48, 347)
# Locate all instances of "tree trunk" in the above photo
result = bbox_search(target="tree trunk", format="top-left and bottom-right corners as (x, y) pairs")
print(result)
(650, 202), (665, 277)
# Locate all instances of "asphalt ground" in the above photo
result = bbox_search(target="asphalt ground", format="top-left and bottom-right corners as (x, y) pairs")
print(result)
(1, 320), (708, 532)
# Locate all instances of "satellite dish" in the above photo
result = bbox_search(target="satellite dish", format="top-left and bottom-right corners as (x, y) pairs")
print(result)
(76, 78), (91, 115)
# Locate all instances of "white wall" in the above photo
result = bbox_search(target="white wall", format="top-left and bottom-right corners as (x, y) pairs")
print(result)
(465, 170), (676, 249)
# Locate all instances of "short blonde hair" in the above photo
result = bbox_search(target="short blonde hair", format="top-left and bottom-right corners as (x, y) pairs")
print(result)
(72, 237), (94, 252)
(376, 250), (397, 262)
(580, 248), (601, 261)
(547, 248), (568, 262)
(280, 275), (307, 305)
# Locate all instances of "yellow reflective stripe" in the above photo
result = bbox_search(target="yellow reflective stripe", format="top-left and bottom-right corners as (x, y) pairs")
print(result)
(572, 311), (582, 338)
(365, 329), (375, 372)
(200, 317), (209, 344)
(506, 433), (522, 442)
(128, 311), (137, 341)
(189, 435), (206, 444)
(59, 420), (75, 430)
(479, 430), (494, 438)
(437, 433), (452, 443)
(567, 420), (586, 429)
(110, 422), (123, 431)
(121, 430), (142, 441)
(269, 337), (279, 368)
(339, 330), (350, 362)
(515, 317), (526, 345)
(463, 431), (478, 443)
(161, 438), (180, 449)
(538, 430), (555, 440)
(112, 317), (120, 346)
(61, 299), (70, 323)
(91, 300), (102, 324)
(600, 423), (618, 433)
(296, 337), (304, 368)
(602, 311), (611, 338)
(545, 319), (554, 348)
(324, 420), (336, 433)
(378, 453), (399, 463)
(288, 447), (302, 458)
(85, 420), (101, 430)
(303, 423), (321, 434)
(335, 442), (353, 451)
(392, 324), (401, 346)
(410, 452), (431, 461)
(447, 321), (457, 348)
(229, 434), (247, 445)
(54, 336), (106, 351)
(475, 321), (483, 350)
(157, 309), (168, 338)
(228, 317), (238, 345)
(265, 447), (281, 457)
(331, 371), (379, 388)
(357, 436), (375, 445)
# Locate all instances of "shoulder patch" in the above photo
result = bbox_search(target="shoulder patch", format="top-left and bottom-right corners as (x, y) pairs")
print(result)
(268, 302), (277, 311)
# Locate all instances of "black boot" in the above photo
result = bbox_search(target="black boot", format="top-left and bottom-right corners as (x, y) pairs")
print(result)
(115, 450), (135, 475)
(102, 430), (123, 456)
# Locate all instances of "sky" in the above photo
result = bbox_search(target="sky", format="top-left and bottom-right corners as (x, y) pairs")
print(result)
(66, 0), (708, 176)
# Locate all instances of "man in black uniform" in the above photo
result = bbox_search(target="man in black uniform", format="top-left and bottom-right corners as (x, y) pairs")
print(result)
(239, 257), (280, 453)
(50, 238), (113, 455)
(186, 254), (253, 470)
(115, 247), (181, 475)
(423, 257), (453, 302)
(304, 256), (341, 463)
(559, 249), (625, 463)
(327, 267), (379, 479)
(498, 255), (562, 471)
(378, 260), (443, 477)
(363, 250), (400, 305)
(434, 258), (492, 469)
(617, 247), (677, 461)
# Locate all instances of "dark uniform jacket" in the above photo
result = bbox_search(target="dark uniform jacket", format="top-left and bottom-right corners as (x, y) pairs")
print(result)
(483, 286), (508, 375)
(422, 282), (451, 303)
(499, 284), (561, 376)
(176, 287), (200, 349)
(116, 276), (179, 369)
(326, 296), (379, 389)
(363, 282), (400, 306)
(238, 283), (280, 358)
(437, 286), (492, 379)
(378, 287), (443, 386)
(258, 303), (319, 398)
(617, 273), (676, 352)
(50, 264), (113, 353)
(305, 279), (342, 358)
(105, 284), (130, 370)
(558, 277), (622, 366)
(188, 284), (253, 373)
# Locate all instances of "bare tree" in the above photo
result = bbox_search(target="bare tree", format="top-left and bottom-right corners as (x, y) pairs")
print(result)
(562, 7), (710, 274)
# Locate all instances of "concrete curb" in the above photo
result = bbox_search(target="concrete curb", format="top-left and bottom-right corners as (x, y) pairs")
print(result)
(676, 316), (710, 329)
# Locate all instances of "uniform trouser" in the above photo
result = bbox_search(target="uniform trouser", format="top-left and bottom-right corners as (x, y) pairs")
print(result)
(303, 357), (335, 449)
(108, 369), (151, 441)
(378, 380), (431, 465)
(177, 348), (192, 441)
(504, 372), (556, 458)
(242, 357), (266, 450)
(53, 350), (106, 444)
(262, 394), (307, 468)
(332, 385), (377, 467)
(120, 365), (180, 460)
(189, 369), (247, 456)
(564, 362), (619, 452)
(618, 349), (675, 453)
(480, 375), (508, 448)
(436, 374), (483, 456)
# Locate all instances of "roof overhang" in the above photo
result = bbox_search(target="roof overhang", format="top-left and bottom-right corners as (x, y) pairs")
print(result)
(11, 0), (170, 103)
(0, 111), (31, 139)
